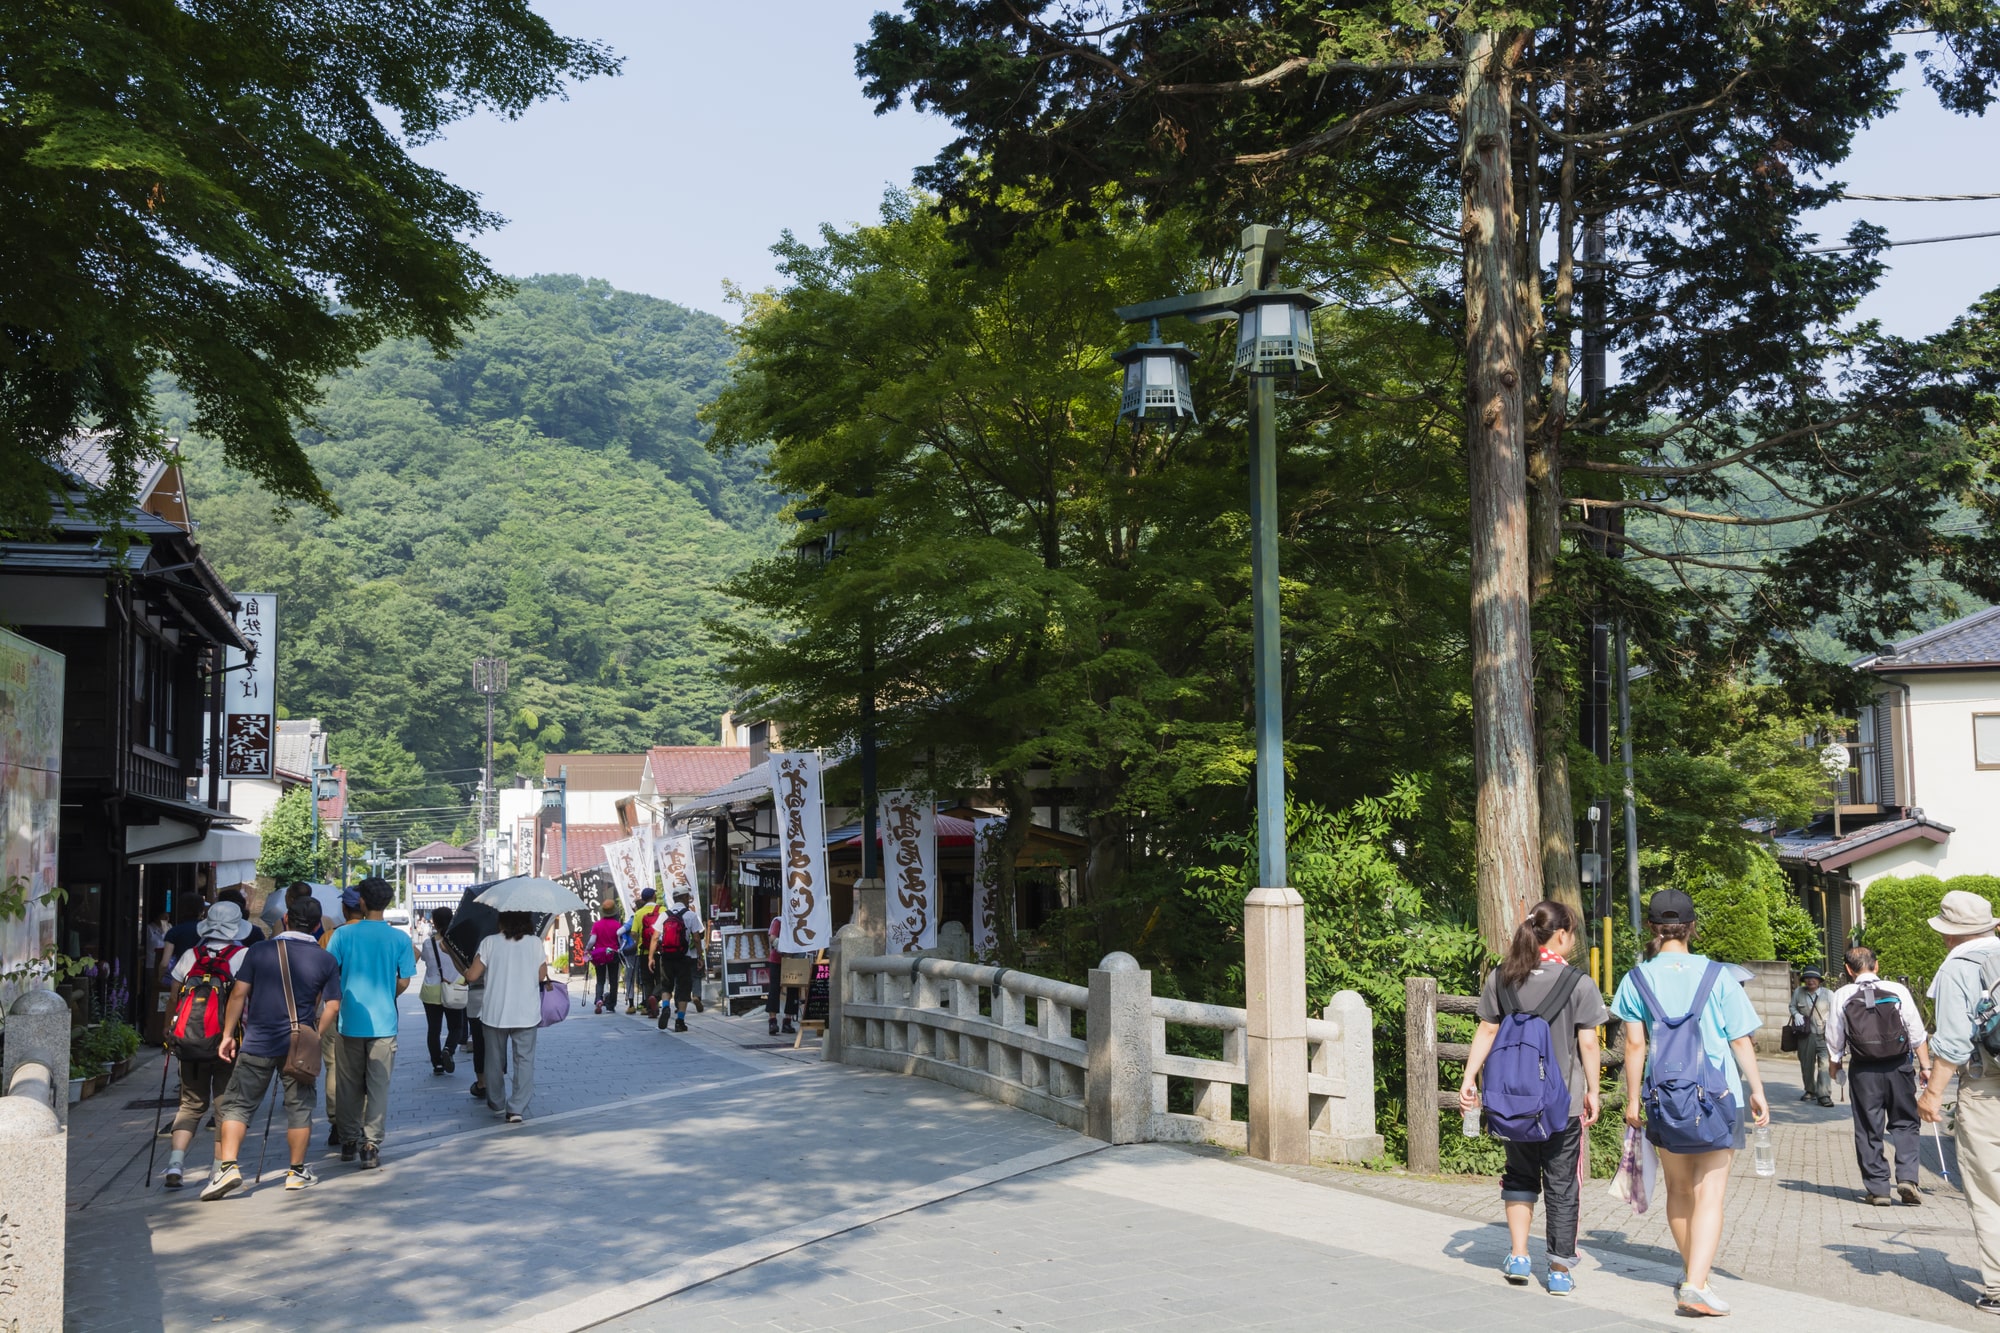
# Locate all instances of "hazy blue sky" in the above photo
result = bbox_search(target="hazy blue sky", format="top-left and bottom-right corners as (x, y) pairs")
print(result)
(413, 5), (1999, 340)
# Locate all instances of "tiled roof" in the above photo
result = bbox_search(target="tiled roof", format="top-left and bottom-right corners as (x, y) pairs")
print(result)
(542, 753), (647, 792)
(1772, 814), (1954, 872)
(406, 840), (475, 864)
(1859, 605), (2000, 671)
(646, 746), (752, 800)
(540, 822), (625, 876)
(273, 719), (323, 783)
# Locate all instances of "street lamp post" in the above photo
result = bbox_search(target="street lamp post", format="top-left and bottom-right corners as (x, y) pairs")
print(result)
(1113, 224), (1319, 1164)
(473, 657), (507, 878)
(540, 768), (569, 880)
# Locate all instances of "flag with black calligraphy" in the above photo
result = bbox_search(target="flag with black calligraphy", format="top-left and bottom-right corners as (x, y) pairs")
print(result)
(879, 790), (937, 954)
(656, 831), (701, 919)
(971, 815), (1007, 957)
(772, 752), (830, 954)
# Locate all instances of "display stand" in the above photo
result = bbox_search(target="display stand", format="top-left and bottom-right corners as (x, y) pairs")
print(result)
(794, 950), (830, 1049)
(719, 926), (769, 1015)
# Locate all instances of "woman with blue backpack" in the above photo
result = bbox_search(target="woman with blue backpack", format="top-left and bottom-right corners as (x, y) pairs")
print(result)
(1613, 888), (1770, 1318)
(1459, 899), (1608, 1298)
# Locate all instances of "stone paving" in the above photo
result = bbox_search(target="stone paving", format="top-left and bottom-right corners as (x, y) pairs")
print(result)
(61, 977), (1977, 1331)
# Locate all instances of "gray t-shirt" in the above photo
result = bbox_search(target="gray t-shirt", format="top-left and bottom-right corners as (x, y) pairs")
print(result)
(1477, 962), (1610, 1119)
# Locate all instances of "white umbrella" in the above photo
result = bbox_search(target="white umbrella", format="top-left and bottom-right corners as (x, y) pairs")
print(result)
(475, 876), (587, 914)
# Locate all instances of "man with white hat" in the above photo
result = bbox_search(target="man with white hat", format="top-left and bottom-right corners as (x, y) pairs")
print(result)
(160, 901), (252, 1187)
(1918, 889), (2000, 1315)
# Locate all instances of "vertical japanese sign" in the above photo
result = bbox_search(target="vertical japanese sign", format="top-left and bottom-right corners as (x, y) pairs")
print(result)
(880, 790), (937, 954)
(971, 816), (1007, 957)
(773, 751), (829, 954)
(0, 628), (63, 1008)
(224, 593), (277, 778)
(656, 831), (701, 919)
(601, 837), (646, 916)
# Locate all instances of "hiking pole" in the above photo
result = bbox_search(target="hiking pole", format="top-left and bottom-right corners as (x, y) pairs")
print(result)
(253, 1078), (279, 1184)
(145, 1049), (176, 1187)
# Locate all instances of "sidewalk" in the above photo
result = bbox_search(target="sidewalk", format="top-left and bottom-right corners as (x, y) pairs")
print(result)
(64, 986), (1973, 1330)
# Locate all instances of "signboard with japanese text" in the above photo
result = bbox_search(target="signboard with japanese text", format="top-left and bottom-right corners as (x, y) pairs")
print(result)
(656, 831), (701, 919)
(602, 837), (647, 916)
(224, 592), (277, 778)
(971, 816), (1007, 957)
(880, 790), (938, 954)
(772, 751), (830, 955)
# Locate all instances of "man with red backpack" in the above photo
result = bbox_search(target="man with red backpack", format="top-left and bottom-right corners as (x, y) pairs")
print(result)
(650, 889), (704, 1034)
(161, 901), (252, 1188)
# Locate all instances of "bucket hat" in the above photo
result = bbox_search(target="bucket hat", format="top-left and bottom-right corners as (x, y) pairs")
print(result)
(197, 901), (251, 944)
(1928, 890), (1999, 936)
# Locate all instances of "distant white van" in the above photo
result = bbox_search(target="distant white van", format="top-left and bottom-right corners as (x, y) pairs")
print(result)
(383, 907), (413, 937)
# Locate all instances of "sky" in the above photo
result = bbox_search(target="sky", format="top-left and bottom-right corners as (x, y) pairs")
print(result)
(412, 6), (2000, 341)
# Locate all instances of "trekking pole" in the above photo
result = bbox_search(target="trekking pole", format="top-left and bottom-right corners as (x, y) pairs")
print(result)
(145, 1048), (175, 1187)
(253, 1078), (279, 1184)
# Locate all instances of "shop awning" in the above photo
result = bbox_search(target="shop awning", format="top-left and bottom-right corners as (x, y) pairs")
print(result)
(127, 819), (262, 886)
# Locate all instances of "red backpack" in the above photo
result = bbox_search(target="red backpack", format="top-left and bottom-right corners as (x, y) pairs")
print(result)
(168, 943), (243, 1060)
(658, 910), (688, 956)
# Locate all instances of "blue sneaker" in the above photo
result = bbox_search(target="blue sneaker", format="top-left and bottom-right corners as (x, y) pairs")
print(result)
(1546, 1266), (1574, 1297)
(1501, 1255), (1532, 1286)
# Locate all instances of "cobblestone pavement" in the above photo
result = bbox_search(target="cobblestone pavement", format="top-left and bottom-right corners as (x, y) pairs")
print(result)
(63, 984), (1972, 1331)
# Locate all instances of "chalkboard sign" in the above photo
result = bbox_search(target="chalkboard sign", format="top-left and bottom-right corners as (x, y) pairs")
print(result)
(803, 952), (831, 1023)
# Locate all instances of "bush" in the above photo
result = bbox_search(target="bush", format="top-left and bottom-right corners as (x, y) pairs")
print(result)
(1860, 874), (2000, 1003)
(1769, 893), (1823, 971)
(1672, 859), (1776, 963)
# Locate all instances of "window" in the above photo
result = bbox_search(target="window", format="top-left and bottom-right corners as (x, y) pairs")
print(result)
(1975, 714), (2000, 770)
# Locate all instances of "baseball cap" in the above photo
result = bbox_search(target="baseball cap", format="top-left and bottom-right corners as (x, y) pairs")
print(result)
(1645, 888), (1697, 925)
(639, 887), (657, 902)
(340, 887), (363, 910)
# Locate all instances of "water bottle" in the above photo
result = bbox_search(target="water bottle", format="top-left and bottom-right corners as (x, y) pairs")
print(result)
(1461, 1095), (1481, 1138)
(1751, 1125), (1776, 1178)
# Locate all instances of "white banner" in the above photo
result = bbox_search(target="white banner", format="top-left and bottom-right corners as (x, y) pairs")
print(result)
(224, 592), (277, 778)
(971, 815), (1007, 957)
(601, 837), (647, 916)
(880, 790), (938, 954)
(657, 831), (702, 920)
(773, 751), (831, 954)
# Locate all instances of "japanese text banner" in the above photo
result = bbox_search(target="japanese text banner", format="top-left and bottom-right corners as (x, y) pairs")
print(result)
(880, 790), (937, 954)
(773, 752), (830, 954)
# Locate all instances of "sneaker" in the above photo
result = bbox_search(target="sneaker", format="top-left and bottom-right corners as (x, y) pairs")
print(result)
(1818, 1097), (1835, 1107)
(1866, 1193), (1893, 1206)
(444, 1055), (456, 1074)
(326, 1126), (341, 1148)
(656, 1009), (669, 1031)
(468, 1083), (486, 1100)
(506, 1113), (523, 1124)
(1501, 1255), (1532, 1286)
(285, 1165), (319, 1192)
(768, 1019), (780, 1037)
(199, 1162), (242, 1202)
(1546, 1267), (1574, 1297)
(1677, 1283), (1731, 1317)
(432, 1064), (447, 1076)
(674, 1018), (689, 1032)
(340, 1141), (358, 1163)
(359, 1143), (380, 1170)
(163, 1165), (184, 1189)
(1899, 1183), (1923, 1205)
(1976, 1296), (2000, 1316)
(692, 995), (704, 1013)
(594, 1000), (603, 1014)
(626, 1003), (637, 1014)
(781, 1018), (796, 1034)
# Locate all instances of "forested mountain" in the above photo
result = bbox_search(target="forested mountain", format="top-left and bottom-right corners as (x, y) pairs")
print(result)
(169, 276), (782, 833)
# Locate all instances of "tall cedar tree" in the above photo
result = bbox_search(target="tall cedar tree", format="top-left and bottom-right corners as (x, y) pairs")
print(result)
(859, 0), (2000, 948)
(0, 0), (617, 525)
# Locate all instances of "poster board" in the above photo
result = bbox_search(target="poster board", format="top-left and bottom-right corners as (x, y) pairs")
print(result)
(0, 628), (63, 1008)
(719, 926), (769, 1014)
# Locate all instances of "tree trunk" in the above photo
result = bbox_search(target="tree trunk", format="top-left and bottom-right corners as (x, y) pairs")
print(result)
(1462, 26), (1541, 955)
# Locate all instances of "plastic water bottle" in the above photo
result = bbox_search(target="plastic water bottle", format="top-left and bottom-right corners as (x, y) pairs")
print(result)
(1461, 1095), (1481, 1138)
(1751, 1125), (1776, 1178)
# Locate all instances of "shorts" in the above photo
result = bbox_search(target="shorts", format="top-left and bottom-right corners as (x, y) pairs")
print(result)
(217, 1052), (318, 1131)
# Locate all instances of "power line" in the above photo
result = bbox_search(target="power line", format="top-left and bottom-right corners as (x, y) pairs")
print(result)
(1810, 228), (2000, 253)
(1838, 192), (2000, 202)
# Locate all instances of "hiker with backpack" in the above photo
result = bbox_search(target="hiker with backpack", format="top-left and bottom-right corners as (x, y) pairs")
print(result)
(1826, 944), (1931, 1207)
(650, 888), (704, 1033)
(589, 900), (623, 1014)
(1916, 890), (2000, 1316)
(1612, 888), (1769, 1319)
(161, 901), (253, 1188)
(631, 887), (663, 1018)
(1458, 899), (1607, 1298)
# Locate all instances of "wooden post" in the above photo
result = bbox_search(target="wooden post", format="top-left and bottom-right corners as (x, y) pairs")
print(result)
(1405, 976), (1440, 1174)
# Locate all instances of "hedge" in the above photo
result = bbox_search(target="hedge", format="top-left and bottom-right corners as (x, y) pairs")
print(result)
(1670, 855), (1777, 963)
(1860, 874), (2000, 1001)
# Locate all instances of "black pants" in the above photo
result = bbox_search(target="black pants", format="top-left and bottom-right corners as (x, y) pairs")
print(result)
(423, 1001), (467, 1070)
(594, 955), (621, 1006)
(1500, 1118), (1583, 1263)
(767, 954), (801, 1018)
(1850, 1059), (1921, 1195)
(656, 953), (695, 1022)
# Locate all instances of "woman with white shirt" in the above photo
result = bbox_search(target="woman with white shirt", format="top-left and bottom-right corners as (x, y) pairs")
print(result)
(462, 911), (548, 1123)
(421, 907), (470, 1075)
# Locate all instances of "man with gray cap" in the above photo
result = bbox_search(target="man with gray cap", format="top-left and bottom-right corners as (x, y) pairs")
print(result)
(1790, 967), (1835, 1106)
(160, 901), (251, 1187)
(1918, 889), (2000, 1314)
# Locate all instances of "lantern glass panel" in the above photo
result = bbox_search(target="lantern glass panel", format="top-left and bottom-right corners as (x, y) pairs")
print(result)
(1145, 352), (1174, 386)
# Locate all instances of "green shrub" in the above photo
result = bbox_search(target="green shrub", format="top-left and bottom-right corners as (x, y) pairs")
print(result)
(1860, 874), (2000, 1003)
(1673, 860), (1776, 962)
(1769, 893), (1823, 971)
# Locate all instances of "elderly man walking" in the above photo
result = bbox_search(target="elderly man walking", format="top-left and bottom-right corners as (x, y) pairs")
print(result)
(325, 876), (416, 1171)
(1919, 891), (2000, 1315)
(1791, 967), (1836, 1106)
(1829, 945), (1932, 1206)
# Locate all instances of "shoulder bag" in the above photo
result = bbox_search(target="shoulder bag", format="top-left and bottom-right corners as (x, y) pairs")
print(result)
(277, 941), (325, 1086)
(440, 937), (470, 1010)
(421, 938), (444, 1007)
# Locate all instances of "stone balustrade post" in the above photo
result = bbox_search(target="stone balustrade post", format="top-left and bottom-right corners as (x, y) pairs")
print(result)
(1244, 886), (1309, 1163)
(0, 1092), (65, 1329)
(935, 921), (971, 962)
(1086, 951), (1153, 1144)
(1313, 990), (1384, 1159)
(4, 990), (70, 1128)
(824, 922), (877, 1065)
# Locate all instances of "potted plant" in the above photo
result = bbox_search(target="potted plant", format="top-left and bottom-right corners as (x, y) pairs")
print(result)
(99, 1016), (141, 1079)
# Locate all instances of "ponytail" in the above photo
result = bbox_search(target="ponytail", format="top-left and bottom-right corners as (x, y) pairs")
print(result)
(1500, 899), (1578, 987)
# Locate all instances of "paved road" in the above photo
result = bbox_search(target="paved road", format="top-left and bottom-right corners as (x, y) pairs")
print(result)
(62, 980), (1965, 1331)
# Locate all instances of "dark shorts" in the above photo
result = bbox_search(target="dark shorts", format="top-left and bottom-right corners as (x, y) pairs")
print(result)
(217, 1052), (317, 1130)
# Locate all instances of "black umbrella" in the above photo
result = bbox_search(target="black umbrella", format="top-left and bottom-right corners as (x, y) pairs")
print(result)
(445, 881), (549, 961)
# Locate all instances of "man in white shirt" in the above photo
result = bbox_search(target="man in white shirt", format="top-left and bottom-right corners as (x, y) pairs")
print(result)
(1828, 944), (1933, 1206)
(650, 889), (705, 1034)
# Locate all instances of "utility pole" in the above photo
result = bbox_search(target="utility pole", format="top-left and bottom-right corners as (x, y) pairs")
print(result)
(1617, 623), (1642, 941)
(473, 657), (507, 879)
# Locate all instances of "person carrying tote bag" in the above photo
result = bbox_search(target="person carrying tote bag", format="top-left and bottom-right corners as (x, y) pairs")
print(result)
(462, 910), (549, 1124)
(421, 907), (470, 1075)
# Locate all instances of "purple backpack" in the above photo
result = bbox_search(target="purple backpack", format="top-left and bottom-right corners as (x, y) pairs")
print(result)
(1482, 968), (1583, 1142)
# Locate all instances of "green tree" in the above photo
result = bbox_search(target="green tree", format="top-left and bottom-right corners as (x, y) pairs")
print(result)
(1671, 854), (1780, 964)
(1861, 874), (2000, 1003)
(256, 787), (332, 885)
(0, 1), (617, 525)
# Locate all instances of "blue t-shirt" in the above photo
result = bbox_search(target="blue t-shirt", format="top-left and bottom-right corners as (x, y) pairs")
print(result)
(235, 935), (341, 1060)
(1613, 952), (1761, 1104)
(325, 919), (416, 1037)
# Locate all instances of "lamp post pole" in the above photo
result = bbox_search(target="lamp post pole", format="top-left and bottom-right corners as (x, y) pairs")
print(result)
(1113, 223), (1314, 1164)
(473, 657), (507, 879)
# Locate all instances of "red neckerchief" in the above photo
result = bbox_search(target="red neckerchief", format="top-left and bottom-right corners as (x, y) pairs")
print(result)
(1537, 948), (1566, 966)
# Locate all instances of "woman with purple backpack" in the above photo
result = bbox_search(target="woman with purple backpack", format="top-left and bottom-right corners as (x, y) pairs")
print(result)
(1459, 899), (1608, 1298)
(1613, 888), (1770, 1318)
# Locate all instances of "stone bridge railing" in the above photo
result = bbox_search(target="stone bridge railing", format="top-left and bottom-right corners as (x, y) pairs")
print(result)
(825, 923), (1381, 1161)
(0, 990), (70, 1329)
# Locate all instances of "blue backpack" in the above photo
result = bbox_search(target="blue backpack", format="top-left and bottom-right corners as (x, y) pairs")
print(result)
(1482, 968), (1582, 1142)
(1626, 961), (1738, 1153)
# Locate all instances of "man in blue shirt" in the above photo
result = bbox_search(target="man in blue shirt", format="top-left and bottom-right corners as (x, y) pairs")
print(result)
(1918, 890), (2000, 1316)
(324, 876), (416, 1169)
